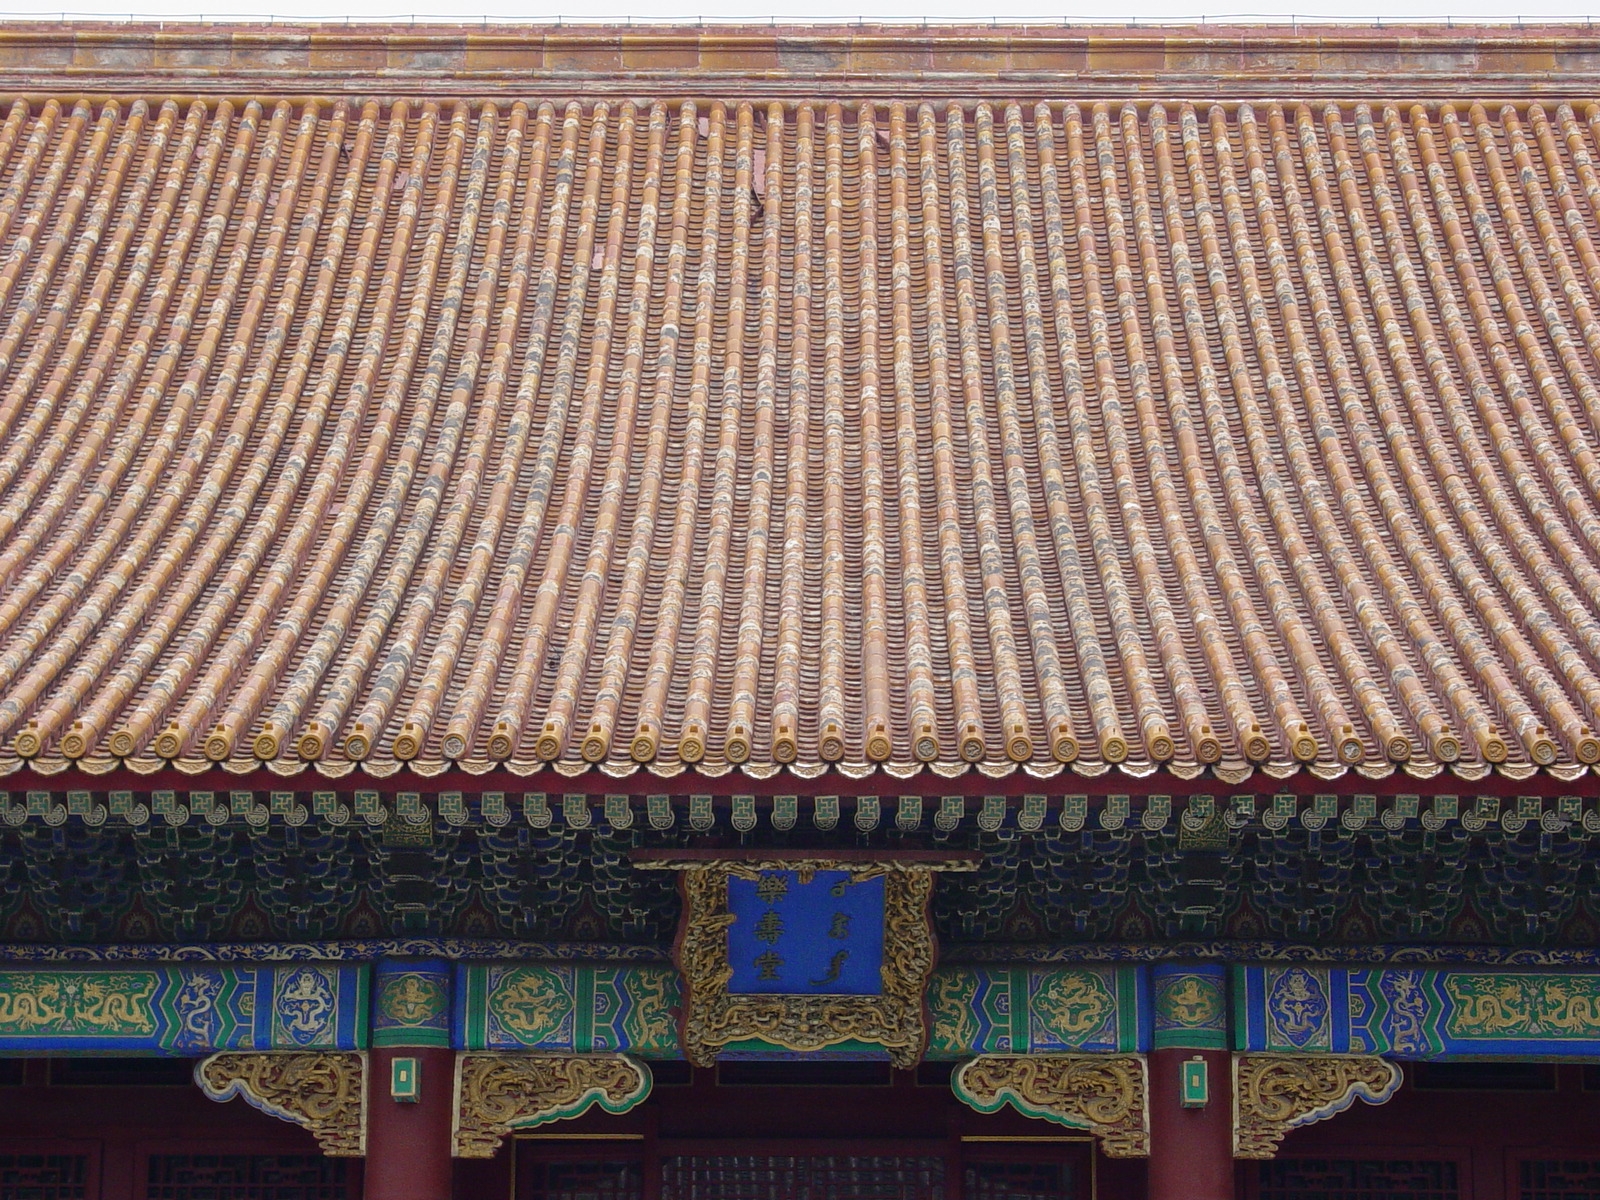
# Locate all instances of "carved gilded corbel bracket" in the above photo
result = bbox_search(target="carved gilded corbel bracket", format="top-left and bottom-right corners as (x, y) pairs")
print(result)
(951, 1054), (1150, 1158)
(195, 1052), (367, 1156)
(1233, 1053), (1402, 1158)
(452, 1052), (653, 1159)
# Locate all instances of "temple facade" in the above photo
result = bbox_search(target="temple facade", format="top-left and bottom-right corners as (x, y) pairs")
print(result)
(0, 19), (1598, 1199)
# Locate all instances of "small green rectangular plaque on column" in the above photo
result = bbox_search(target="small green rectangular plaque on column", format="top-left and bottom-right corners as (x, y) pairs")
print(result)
(391, 1056), (420, 1103)
(1180, 1055), (1208, 1108)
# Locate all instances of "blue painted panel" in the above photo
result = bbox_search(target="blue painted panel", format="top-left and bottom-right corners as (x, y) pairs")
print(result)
(726, 871), (884, 996)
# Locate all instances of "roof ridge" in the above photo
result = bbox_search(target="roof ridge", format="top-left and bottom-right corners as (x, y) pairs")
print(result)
(0, 23), (1595, 97)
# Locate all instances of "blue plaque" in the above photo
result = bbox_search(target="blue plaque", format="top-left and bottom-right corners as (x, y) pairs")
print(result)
(726, 871), (885, 996)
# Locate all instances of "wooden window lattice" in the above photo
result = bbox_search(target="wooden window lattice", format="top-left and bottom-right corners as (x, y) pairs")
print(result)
(660, 1156), (946, 1200)
(524, 1160), (642, 1200)
(0, 1155), (89, 1200)
(1258, 1159), (1460, 1200)
(1522, 1160), (1600, 1200)
(144, 1156), (347, 1200)
(964, 1160), (1076, 1200)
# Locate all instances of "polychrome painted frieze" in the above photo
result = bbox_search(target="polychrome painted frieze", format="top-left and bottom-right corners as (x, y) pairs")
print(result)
(8, 959), (1600, 1061)
(0, 964), (366, 1053)
(455, 963), (1145, 1059)
(454, 964), (680, 1055)
(371, 959), (451, 1048)
(926, 967), (1146, 1058)
(1235, 966), (1600, 1058)
(1150, 964), (1228, 1050)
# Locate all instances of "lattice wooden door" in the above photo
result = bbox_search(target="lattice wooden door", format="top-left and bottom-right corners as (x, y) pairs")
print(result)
(659, 1155), (947, 1199)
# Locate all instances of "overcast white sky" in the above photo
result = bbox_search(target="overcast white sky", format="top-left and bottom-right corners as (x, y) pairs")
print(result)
(0, 0), (1585, 32)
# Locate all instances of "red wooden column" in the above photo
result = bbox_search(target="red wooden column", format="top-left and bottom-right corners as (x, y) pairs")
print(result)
(366, 1047), (455, 1200)
(1147, 967), (1234, 1200)
(366, 961), (455, 1200)
(1148, 1047), (1233, 1200)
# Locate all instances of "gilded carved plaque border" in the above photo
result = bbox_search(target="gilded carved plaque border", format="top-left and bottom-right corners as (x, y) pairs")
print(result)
(638, 855), (974, 1069)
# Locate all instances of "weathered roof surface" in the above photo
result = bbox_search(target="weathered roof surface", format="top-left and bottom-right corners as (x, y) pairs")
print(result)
(2, 25), (1600, 781)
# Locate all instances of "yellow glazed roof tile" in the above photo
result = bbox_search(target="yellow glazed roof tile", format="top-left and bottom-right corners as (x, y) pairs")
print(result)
(0, 24), (1596, 779)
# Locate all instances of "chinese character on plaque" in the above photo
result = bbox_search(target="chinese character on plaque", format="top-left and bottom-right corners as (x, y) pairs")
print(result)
(726, 870), (885, 996)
